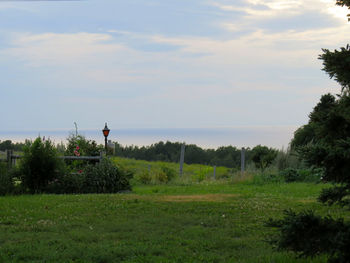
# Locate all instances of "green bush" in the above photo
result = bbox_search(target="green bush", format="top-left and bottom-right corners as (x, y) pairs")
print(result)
(281, 168), (322, 183)
(281, 168), (300, 182)
(154, 171), (168, 183)
(46, 173), (86, 194)
(0, 162), (14, 195)
(267, 210), (350, 263)
(84, 159), (132, 193)
(19, 138), (65, 193)
(136, 170), (152, 184)
(160, 166), (176, 181)
(252, 173), (282, 184)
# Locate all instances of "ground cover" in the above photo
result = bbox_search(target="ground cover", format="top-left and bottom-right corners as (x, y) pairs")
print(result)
(1, 180), (348, 263)
(113, 156), (237, 184)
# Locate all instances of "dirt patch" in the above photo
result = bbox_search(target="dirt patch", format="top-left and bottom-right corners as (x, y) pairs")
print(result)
(298, 199), (316, 204)
(157, 194), (239, 202)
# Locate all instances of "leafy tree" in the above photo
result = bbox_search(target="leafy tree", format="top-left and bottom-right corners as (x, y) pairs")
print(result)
(251, 145), (277, 172)
(270, 2), (350, 262)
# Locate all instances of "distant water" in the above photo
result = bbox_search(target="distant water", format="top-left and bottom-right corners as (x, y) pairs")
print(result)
(0, 126), (298, 149)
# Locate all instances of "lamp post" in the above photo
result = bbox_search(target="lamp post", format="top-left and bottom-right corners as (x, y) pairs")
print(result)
(102, 123), (110, 154)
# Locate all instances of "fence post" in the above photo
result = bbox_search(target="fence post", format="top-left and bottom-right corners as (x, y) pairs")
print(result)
(241, 147), (245, 175)
(179, 143), (185, 176)
(213, 166), (216, 180)
(6, 150), (12, 169)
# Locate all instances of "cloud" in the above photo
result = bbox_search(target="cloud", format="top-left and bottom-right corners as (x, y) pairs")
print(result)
(3, 32), (123, 66)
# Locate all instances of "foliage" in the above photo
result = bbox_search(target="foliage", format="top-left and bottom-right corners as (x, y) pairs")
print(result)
(84, 158), (132, 193)
(251, 145), (278, 172)
(0, 162), (14, 195)
(252, 173), (283, 185)
(291, 93), (350, 205)
(46, 173), (86, 194)
(19, 137), (65, 193)
(269, 2), (350, 262)
(337, 0), (350, 21)
(0, 140), (26, 152)
(320, 45), (350, 92)
(267, 210), (350, 263)
(112, 156), (232, 186)
(280, 168), (322, 183)
(275, 148), (305, 171)
(318, 186), (350, 207)
(66, 134), (102, 157)
(136, 170), (153, 184)
(114, 140), (252, 169)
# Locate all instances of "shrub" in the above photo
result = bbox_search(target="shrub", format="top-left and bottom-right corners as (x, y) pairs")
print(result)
(266, 210), (350, 263)
(281, 168), (300, 182)
(19, 138), (65, 193)
(84, 159), (132, 193)
(46, 173), (86, 194)
(137, 170), (152, 184)
(0, 162), (14, 195)
(154, 171), (168, 183)
(66, 134), (102, 157)
(160, 166), (176, 181)
(281, 168), (322, 183)
(252, 173), (282, 185)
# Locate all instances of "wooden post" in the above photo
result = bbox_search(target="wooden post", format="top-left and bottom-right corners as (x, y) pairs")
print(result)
(241, 147), (245, 175)
(179, 143), (185, 176)
(99, 151), (103, 163)
(6, 150), (12, 169)
(213, 166), (216, 179)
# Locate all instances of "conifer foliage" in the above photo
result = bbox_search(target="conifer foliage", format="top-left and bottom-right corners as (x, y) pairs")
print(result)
(269, 1), (350, 262)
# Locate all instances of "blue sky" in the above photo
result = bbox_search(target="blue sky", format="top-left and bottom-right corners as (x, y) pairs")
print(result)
(0, 0), (349, 147)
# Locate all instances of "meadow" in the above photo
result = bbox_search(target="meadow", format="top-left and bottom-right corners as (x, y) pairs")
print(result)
(1, 157), (348, 262)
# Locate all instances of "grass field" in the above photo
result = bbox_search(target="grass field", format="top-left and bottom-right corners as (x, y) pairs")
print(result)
(1, 178), (349, 263)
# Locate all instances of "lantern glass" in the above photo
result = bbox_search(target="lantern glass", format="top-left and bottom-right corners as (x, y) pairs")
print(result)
(102, 123), (110, 138)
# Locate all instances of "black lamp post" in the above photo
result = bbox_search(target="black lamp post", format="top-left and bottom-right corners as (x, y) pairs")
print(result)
(102, 122), (110, 154)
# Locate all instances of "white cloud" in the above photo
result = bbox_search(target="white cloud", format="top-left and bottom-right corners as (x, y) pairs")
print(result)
(3, 32), (123, 66)
(211, 0), (349, 21)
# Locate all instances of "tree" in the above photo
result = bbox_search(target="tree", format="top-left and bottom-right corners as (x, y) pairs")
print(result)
(269, 2), (350, 262)
(251, 145), (277, 172)
(20, 137), (65, 193)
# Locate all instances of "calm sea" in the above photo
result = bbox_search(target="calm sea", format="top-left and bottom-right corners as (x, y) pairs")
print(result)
(0, 127), (297, 149)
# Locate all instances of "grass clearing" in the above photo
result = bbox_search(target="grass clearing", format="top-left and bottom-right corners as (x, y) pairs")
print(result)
(1, 180), (348, 262)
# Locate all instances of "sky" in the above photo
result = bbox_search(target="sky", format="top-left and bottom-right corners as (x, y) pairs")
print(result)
(0, 0), (349, 147)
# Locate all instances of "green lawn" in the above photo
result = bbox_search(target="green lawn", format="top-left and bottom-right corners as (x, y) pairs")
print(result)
(1, 181), (348, 262)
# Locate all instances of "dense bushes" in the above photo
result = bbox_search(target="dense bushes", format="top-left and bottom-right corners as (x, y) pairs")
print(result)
(0, 162), (15, 195)
(134, 165), (177, 184)
(281, 168), (322, 183)
(0, 137), (132, 195)
(48, 159), (132, 194)
(20, 138), (65, 193)
(84, 159), (132, 193)
(267, 210), (350, 263)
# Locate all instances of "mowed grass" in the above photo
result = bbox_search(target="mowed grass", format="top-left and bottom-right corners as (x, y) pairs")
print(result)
(1, 181), (349, 263)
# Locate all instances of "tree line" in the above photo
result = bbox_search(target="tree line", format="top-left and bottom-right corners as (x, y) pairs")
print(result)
(114, 141), (277, 170)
